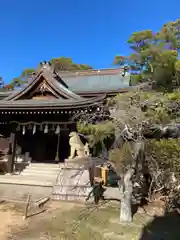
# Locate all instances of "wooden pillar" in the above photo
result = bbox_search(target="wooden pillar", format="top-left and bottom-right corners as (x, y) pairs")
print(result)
(7, 133), (16, 174)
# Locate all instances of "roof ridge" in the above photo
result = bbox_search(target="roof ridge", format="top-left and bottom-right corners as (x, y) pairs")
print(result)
(5, 64), (85, 101)
(57, 67), (122, 72)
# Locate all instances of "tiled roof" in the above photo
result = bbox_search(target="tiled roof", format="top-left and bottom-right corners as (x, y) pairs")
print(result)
(0, 94), (106, 109)
(0, 62), (106, 110)
(63, 73), (130, 93)
(0, 66), (130, 102)
(21, 68), (130, 93)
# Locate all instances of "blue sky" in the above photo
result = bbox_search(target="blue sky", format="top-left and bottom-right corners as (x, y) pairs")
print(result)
(0, 0), (179, 83)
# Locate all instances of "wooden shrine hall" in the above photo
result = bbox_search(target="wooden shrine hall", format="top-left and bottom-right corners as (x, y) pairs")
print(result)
(0, 62), (105, 173)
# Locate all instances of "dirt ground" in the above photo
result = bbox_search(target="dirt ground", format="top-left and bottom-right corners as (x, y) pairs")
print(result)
(0, 200), (180, 240)
(0, 204), (25, 240)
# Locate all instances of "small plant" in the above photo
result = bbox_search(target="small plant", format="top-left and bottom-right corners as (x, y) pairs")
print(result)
(167, 90), (180, 100)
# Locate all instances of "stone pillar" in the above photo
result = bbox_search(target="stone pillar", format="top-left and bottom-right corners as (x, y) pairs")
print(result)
(7, 133), (16, 174)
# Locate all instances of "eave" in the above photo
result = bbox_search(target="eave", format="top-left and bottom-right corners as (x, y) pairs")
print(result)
(76, 88), (130, 97)
(0, 94), (106, 111)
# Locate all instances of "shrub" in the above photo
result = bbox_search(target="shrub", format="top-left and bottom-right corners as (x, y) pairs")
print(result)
(147, 139), (180, 178)
(166, 90), (180, 100)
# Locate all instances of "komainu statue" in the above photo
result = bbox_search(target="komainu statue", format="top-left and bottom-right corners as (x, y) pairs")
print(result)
(68, 132), (90, 160)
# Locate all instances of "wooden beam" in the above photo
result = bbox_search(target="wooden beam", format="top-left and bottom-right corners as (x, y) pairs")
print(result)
(7, 133), (16, 174)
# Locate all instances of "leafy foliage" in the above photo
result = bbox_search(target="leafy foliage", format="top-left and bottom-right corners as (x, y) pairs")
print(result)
(77, 120), (115, 156)
(114, 19), (180, 90)
(10, 77), (26, 89)
(50, 57), (92, 71)
(147, 139), (180, 178)
(21, 68), (35, 77)
(109, 142), (134, 174)
(166, 89), (180, 100)
(77, 121), (115, 147)
(109, 90), (171, 125)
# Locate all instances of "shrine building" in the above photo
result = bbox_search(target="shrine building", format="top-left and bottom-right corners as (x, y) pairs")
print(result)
(0, 62), (130, 173)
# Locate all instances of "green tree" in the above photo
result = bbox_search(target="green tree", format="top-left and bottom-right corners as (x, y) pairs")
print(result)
(114, 19), (180, 90)
(50, 57), (93, 71)
(8, 68), (36, 90)
(21, 68), (35, 77)
(9, 77), (25, 89)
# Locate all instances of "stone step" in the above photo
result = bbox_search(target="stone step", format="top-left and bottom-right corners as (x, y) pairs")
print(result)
(0, 176), (55, 186)
(20, 172), (59, 178)
(26, 163), (60, 169)
(21, 172), (59, 178)
(25, 167), (61, 172)
(3, 174), (56, 181)
(22, 168), (60, 174)
(21, 172), (58, 177)
(4, 163), (62, 186)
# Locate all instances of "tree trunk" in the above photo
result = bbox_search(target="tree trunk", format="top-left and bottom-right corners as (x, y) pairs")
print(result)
(119, 168), (134, 222)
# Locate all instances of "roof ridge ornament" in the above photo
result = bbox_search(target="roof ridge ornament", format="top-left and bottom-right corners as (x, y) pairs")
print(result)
(40, 61), (51, 68)
(38, 61), (55, 74)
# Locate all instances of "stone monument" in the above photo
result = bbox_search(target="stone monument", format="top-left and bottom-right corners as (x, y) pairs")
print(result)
(52, 132), (93, 201)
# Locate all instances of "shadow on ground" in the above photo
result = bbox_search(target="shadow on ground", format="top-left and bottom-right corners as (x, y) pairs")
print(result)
(140, 211), (180, 240)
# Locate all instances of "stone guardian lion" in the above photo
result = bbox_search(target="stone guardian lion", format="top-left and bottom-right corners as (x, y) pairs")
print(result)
(68, 132), (90, 160)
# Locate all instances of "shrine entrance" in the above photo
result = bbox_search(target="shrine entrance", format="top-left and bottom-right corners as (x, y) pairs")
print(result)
(16, 129), (70, 163)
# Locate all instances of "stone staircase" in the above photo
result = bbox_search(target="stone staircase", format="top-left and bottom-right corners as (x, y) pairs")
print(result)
(0, 163), (61, 186)
(0, 163), (61, 201)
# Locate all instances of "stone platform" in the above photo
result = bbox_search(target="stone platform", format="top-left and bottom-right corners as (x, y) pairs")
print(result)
(52, 158), (93, 201)
(0, 159), (120, 202)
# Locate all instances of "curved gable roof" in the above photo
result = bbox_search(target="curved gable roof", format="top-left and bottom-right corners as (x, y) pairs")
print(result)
(5, 62), (83, 101)
(1, 62), (106, 110)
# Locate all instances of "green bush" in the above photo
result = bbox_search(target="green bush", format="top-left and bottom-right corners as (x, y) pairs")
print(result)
(77, 121), (114, 145)
(166, 90), (180, 100)
(77, 121), (115, 156)
(147, 139), (180, 177)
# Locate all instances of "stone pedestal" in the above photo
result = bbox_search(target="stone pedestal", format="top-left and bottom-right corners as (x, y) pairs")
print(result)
(52, 158), (93, 201)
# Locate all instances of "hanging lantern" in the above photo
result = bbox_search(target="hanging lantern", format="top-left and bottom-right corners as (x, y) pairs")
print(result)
(44, 124), (48, 134)
(55, 125), (60, 134)
(22, 125), (26, 135)
(32, 124), (36, 135)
